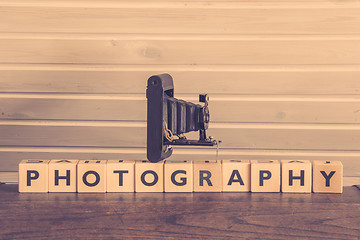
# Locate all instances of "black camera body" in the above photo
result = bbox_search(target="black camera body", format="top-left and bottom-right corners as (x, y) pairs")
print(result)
(146, 73), (216, 163)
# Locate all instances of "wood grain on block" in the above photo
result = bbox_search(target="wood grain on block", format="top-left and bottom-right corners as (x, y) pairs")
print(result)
(222, 160), (250, 192)
(281, 160), (312, 193)
(18, 159), (49, 193)
(48, 159), (78, 192)
(164, 160), (193, 193)
(106, 160), (135, 192)
(251, 160), (280, 192)
(77, 160), (107, 193)
(313, 160), (343, 193)
(193, 160), (222, 192)
(135, 160), (164, 192)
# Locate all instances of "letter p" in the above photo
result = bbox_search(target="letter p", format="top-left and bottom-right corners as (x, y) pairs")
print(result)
(27, 170), (39, 186)
(259, 170), (272, 186)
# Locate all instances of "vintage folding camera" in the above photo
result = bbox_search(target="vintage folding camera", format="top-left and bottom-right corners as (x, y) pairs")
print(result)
(146, 73), (218, 162)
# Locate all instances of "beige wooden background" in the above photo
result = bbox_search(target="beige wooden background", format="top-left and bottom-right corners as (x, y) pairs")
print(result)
(0, 0), (359, 185)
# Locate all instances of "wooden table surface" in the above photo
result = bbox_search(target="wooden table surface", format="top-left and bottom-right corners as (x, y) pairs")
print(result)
(0, 184), (359, 240)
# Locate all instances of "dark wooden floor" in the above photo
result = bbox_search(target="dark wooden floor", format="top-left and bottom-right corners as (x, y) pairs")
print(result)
(0, 184), (359, 240)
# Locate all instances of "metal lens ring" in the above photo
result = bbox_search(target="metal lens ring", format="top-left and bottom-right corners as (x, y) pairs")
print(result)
(199, 106), (210, 130)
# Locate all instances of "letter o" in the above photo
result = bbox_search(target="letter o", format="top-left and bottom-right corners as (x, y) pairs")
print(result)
(83, 170), (100, 187)
(141, 170), (158, 186)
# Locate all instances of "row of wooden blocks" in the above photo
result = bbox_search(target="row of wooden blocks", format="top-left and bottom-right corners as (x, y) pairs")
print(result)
(18, 159), (343, 193)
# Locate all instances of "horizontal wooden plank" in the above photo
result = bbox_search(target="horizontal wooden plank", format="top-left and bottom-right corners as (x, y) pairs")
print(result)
(1, 66), (360, 94)
(0, 7), (360, 34)
(1, 96), (360, 123)
(211, 96), (360, 123)
(0, 125), (146, 148)
(1, 38), (360, 65)
(206, 125), (360, 150)
(0, 172), (17, 183)
(0, 148), (359, 178)
(0, 123), (359, 150)
(1, 0), (359, 9)
(0, 98), (146, 121)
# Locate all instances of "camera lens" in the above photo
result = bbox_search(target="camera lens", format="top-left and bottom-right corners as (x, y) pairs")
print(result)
(199, 106), (210, 130)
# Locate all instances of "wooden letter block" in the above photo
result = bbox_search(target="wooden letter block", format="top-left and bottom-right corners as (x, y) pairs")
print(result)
(281, 160), (312, 193)
(222, 160), (250, 192)
(164, 160), (193, 192)
(77, 160), (107, 193)
(107, 160), (135, 192)
(19, 160), (50, 193)
(135, 160), (164, 192)
(251, 160), (280, 192)
(49, 159), (78, 193)
(313, 160), (343, 193)
(193, 160), (222, 192)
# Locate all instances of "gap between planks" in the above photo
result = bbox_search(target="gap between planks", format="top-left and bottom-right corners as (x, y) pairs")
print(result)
(1, 64), (360, 72)
(1, 146), (360, 156)
(1, 0), (360, 9)
(0, 0), (359, 9)
(0, 93), (360, 102)
(2, 33), (360, 41)
(0, 120), (360, 130)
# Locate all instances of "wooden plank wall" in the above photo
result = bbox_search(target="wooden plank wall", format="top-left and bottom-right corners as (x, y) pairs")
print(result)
(0, 0), (359, 185)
